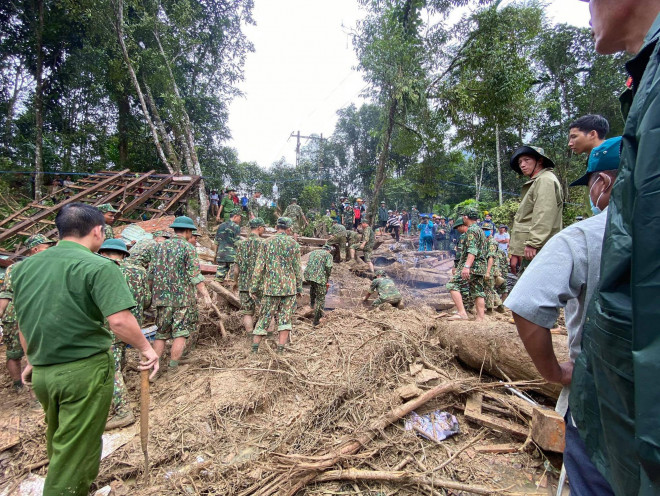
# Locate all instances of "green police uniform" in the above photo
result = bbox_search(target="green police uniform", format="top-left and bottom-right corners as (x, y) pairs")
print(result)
(151, 236), (205, 340)
(214, 218), (241, 281)
(11, 240), (135, 496)
(219, 194), (235, 222)
(235, 233), (263, 316)
(250, 231), (302, 336)
(303, 247), (333, 323)
(369, 276), (402, 307)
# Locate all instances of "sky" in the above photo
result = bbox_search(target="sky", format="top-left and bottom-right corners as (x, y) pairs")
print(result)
(226, 0), (592, 169)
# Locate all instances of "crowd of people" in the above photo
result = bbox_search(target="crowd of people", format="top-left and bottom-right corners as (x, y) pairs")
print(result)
(0, 3), (658, 495)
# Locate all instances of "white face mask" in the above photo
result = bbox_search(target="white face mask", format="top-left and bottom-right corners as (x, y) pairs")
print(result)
(589, 175), (612, 215)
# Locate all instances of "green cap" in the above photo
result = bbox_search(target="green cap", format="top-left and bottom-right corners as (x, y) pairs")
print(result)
(277, 217), (293, 228)
(481, 220), (495, 230)
(99, 238), (130, 255)
(152, 230), (172, 238)
(97, 203), (119, 213)
(570, 136), (622, 187)
(191, 230), (199, 237)
(461, 207), (479, 220)
(169, 216), (197, 230)
(453, 217), (465, 229)
(229, 208), (242, 218)
(249, 217), (265, 228)
(291, 198), (297, 202)
(509, 145), (556, 174)
(322, 244), (333, 251)
(375, 269), (386, 277)
(25, 234), (56, 250)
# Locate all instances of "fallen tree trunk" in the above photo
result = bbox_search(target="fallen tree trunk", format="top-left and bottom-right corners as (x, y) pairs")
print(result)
(435, 320), (566, 399)
(206, 280), (240, 308)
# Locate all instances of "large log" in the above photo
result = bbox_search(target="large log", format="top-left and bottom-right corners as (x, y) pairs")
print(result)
(206, 280), (240, 308)
(435, 320), (566, 399)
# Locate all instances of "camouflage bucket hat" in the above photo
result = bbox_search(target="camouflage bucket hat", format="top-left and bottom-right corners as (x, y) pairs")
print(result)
(25, 234), (56, 250)
(461, 207), (479, 220)
(375, 269), (386, 277)
(191, 230), (200, 237)
(277, 217), (293, 229)
(99, 238), (130, 255)
(152, 230), (172, 238)
(453, 217), (465, 229)
(97, 203), (119, 213)
(169, 216), (197, 230)
(322, 244), (333, 251)
(229, 208), (243, 218)
(249, 217), (265, 228)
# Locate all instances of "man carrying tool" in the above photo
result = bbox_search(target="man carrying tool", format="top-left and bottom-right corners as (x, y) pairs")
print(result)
(304, 244), (333, 326)
(364, 269), (402, 308)
(151, 216), (213, 374)
(0, 234), (56, 393)
(98, 238), (151, 430)
(250, 217), (302, 353)
(234, 217), (266, 334)
(97, 203), (119, 239)
(10, 203), (159, 496)
(214, 208), (243, 282)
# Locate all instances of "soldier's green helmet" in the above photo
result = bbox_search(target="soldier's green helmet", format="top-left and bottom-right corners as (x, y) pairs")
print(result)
(99, 238), (130, 256)
(461, 207), (479, 220)
(277, 217), (293, 229)
(322, 244), (333, 251)
(97, 203), (119, 213)
(170, 216), (197, 230)
(249, 217), (265, 228)
(453, 217), (465, 229)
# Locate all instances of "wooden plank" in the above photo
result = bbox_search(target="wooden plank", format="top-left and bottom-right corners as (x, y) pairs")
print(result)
(120, 174), (174, 216)
(156, 176), (201, 217)
(0, 415), (20, 452)
(93, 170), (156, 207)
(464, 394), (529, 439)
(484, 391), (535, 418)
(474, 443), (520, 454)
(531, 407), (565, 452)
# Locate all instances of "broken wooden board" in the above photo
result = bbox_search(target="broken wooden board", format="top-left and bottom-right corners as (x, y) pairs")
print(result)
(531, 407), (565, 452)
(464, 394), (529, 439)
(474, 443), (520, 454)
(0, 415), (20, 452)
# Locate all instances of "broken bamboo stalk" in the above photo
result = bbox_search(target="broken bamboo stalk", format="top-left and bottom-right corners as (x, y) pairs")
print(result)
(313, 468), (498, 495)
(206, 280), (240, 308)
(210, 303), (229, 339)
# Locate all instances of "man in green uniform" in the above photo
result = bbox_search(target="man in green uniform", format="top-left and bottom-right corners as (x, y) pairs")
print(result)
(234, 217), (265, 333)
(350, 219), (375, 273)
(483, 226), (503, 312)
(97, 203), (119, 239)
(216, 187), (237, 222)
(248, 191), (262, 220)
(377, 201), (388, 232)
(11, 203), (159, 496)
(214, 209), (242, 282)
(327, 220), (348, 262)
(446, 217), (471, 310)
(98, 238), (151, 429)
(0, 234), (56, 392)
(151, 216), (213, 371)
(410, 206), (420, 235)
(364, 269), (402, 307)
(342, 203), (355, 231)
(304, 244), (333, 326)
(283, 198), (308, 236)
(250, 217), (302, 353)
(130, 230), (171, 290)
(447, 208), (488, 322)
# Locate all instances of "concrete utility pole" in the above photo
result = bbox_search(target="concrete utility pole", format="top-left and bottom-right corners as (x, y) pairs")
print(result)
(289, 131), (325, 174)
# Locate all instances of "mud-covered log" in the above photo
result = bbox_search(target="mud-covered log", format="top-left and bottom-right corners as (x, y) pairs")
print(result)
(435, 320), (567, 399)
(207, 280), (240, 308)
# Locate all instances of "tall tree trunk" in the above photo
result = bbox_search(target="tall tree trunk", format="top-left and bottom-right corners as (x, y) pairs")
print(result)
(117, 89), (130, 168)
(369, 97), (397, 224)
(495, 123), (503, 206)
(33, 0), (44, 201)
(144, 82), (181, 172)
(111, 0), (174, 174)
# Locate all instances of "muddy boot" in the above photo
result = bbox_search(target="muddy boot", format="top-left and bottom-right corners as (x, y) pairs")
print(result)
(251, 343), (259, 354)
(105, 409), (135, 431)
(495, 305), (506, 313)
(12, 380), (24, 393)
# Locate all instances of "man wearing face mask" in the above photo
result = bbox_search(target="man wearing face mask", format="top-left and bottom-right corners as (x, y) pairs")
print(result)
(508, 146), (563, 283)
(506, 137), (621, 496)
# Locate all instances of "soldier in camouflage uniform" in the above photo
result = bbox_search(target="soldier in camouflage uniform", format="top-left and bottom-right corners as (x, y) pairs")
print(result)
(447, 218), (472, 310)
(214, 209), (243, 282)
(130, 230), (171, 290)
(234, 217), (265, 333)
(342, 204), (354, 231)
(364, 269), (402, 307)
(483, 227), (503, 312)
(97, 204), (119, 240)
(282, 198), (308, 236)
(496, 248), (509, 300)
(304, 244), (333, 326)
(350, 219), (375, 273)
(248, 191), (262, 220)
(0, 234), (56, 392)
(327, 220), (349, 262)
(250, 217), (302, 353)
(98, 239), (151, 429)
(410, 207), (421, 235)
(151, 216), (213, 371)
(447, 208), (488, 321)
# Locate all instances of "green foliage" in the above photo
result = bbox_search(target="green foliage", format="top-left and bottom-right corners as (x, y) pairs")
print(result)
(299, 185), (327, 213)
(488, 198), (520, 227)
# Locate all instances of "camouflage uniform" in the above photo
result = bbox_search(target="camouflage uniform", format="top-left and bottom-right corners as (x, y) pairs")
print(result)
(369, 276), (402, 306)
(410, 209), (420, 234)
(484, 238), (503, 309)
(342, 207), (354, 231)
(328, 223), (348, 262)
(0, 264), (24, 361)
(458, 223), (488, 299)
(214, 219), (241, 281)
(303, 248), (333, 323)
(351, 225), (375, 261)
(496, 249), (509, 297)
(248, 196), (261, 219)
(282, 203), (305, 233)
(235, 233), (263, 316)
(104, 224), (114, 240)
(152, 236), (205, 340)
(250, 232), (302, 335)
(446, 233), (473, 307)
